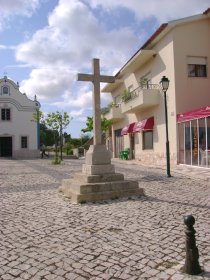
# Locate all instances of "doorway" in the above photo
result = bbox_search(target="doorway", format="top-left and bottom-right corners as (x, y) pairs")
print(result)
(114, 129), (124, 158)
(130, 134), (135, 159)
(0, 137), (12, 157)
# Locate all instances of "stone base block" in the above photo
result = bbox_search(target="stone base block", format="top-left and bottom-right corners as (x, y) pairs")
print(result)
(59, 176), (144, 204)
(85, 145), (112, 165)
(73, 172), (124, 183)
(82, 164), (115, 175)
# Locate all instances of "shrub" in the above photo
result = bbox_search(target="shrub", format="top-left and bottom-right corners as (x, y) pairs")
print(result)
(52, 155), (61, 165)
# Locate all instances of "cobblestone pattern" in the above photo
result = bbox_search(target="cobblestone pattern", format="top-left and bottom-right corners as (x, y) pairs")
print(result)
(0, 159), (209, 280)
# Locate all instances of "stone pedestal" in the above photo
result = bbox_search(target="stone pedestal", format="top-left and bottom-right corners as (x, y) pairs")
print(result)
(59, 145), (144, 203)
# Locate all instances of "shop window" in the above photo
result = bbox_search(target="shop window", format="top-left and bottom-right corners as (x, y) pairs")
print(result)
(21, 136), (28, 149)
(143, 131), (153, 150)
(187, 56), (207, 77)
(1, 108), (11, 121)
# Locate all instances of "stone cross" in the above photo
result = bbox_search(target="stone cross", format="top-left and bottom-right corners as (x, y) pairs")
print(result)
(77, 58), (115, 145)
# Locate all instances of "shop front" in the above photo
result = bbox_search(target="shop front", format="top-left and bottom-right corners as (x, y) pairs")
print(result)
(177, 106), (210, 168)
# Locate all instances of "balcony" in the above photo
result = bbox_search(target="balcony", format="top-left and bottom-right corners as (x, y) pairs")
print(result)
(102, 104), (123, 122)
(121, 84), (160, 114)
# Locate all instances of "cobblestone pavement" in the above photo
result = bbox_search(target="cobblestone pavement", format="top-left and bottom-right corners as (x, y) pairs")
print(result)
(0, 159), (209, 280)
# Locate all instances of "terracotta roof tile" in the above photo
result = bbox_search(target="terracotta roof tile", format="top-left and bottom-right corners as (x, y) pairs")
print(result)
(140, 23), (168, 49)
(203, 8), (210, 15)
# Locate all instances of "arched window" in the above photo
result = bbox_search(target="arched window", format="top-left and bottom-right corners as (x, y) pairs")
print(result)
(2, 86), (9, 94)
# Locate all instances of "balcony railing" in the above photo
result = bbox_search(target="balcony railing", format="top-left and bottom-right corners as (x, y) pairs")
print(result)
(121, 84), (160, 113)
(102, 104), (123, 122)
(123, 84), (159, 103)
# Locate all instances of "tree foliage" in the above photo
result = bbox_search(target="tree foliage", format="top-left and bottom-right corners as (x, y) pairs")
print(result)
(45, 111), (70, 132)
(81, 116), (112, 133)
(32, 109), (45, 124)
(45, 111), (71, 158)
(40, 123), (57, 146)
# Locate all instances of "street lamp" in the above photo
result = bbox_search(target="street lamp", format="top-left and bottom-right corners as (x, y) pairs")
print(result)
(59, 114), (63, 161)
(160, 76), (171, 177)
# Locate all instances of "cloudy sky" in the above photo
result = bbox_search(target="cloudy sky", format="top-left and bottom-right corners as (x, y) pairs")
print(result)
(0, 0), (209, 137)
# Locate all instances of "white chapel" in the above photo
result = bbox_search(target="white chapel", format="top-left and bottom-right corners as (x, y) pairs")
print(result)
(0, 76), (40, 159)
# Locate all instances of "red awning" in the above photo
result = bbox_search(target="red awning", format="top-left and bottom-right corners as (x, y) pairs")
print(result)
(133, 117), (154, 133)
(121, 122), (136, 135)
(177, 106), (210, 123)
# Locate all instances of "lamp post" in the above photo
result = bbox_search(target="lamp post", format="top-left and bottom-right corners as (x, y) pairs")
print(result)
(160, 76), (171, 177)
(59, 114), (63, 161)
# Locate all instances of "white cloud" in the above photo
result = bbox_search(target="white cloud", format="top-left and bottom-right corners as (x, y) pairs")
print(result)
(15, 0), (210, 114)
(52, 89), (93, 109)
(70, 109), (84, 118)
(0, 0), (40, 31)
(0, 44), (7, 49)
(16, 0), (137, 69)
(85, 0), (210, 23)
(16, 0), (138, 106)
(19, 67), (75, 101)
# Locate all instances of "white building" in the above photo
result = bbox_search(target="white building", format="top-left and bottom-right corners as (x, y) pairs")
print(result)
(0, 76), (40, 159)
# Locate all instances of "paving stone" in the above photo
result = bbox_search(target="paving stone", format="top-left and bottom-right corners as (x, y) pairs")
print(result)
(0, 159), (209, 280)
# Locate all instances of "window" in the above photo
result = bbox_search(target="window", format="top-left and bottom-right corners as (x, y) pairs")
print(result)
(143, 131), (153, 150)
(2, 86), (9, 94)
(21, 136), (28, 149)
(187, 56), (207, 77)
(1, 108), (10, 120)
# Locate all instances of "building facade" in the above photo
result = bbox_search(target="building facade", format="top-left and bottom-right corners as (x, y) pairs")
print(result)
(102, 9), (210, 169)
(0, 76), (40, 159)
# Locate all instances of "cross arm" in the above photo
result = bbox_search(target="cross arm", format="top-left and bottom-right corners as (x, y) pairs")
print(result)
(77, 73), (94, 82)
(99, 75), (115, 83)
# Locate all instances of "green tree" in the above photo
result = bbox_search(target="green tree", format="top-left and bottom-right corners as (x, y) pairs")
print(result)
(40, 123), (58, 146)
(32, 108), (45, 124)
(82, 116), (112, 133)
(45, 111), (71, 162)
(81, 116), (112, 144)
(80, 133), (91, 145)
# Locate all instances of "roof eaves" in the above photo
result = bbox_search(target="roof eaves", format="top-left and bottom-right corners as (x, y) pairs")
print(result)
(106, 8), (209, 88)
(140, 23), (168, 49)
(203, 7), (210, 15)
(114, 23), (168, 78)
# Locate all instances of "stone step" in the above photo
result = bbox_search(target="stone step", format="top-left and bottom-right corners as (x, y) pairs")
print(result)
(72, 172), (124, 183)
(61, 179), (139, 194)
(59, 178), (144, 203)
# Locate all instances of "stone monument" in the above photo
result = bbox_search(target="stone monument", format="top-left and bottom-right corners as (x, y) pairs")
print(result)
(59, 58), (144, 203)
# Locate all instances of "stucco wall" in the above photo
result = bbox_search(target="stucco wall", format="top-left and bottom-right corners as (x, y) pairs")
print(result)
(0, 77), (39, 159)
(106, 14), (210, 166)
(110, 31), (177, 164)
(173, 18), (210, 114)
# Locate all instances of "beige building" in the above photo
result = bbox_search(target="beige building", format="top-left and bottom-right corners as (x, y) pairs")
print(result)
(0, 76), (40, 159)
(102, 8), (210, 169)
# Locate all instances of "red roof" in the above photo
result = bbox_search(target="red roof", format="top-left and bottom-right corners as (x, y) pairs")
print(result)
(140, 24), (168, 49)
(203, 8), (210, 15)
(115, 7), (210, 78)
(133, 117), (154, 133)
(177, 106), (210, 123)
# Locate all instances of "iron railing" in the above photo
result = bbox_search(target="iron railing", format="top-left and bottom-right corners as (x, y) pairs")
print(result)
(101, 103), (121, 115)
(123, 84), (159, 103)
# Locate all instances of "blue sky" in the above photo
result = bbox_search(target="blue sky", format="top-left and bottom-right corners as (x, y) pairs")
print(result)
(0, 0), (209, 137)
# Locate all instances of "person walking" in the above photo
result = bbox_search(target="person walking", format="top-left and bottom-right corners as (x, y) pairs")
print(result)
(41, 144), (48, 158)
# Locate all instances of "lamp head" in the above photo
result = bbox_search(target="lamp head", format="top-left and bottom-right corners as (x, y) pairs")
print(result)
(160, 76), (170, 92)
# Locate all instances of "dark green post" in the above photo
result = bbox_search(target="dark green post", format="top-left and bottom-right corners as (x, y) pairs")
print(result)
(183, 215), (202, 275)
(160, 76), (171, 177)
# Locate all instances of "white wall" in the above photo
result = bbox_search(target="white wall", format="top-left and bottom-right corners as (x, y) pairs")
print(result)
(0, 77), (39, 158)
